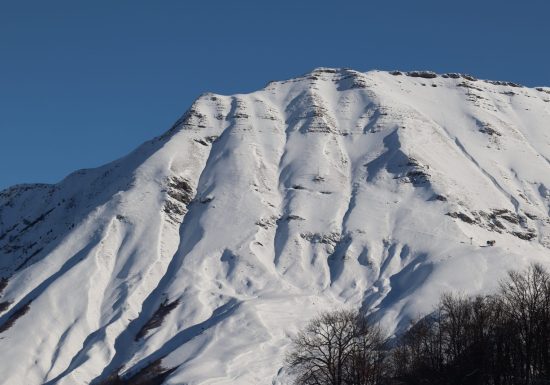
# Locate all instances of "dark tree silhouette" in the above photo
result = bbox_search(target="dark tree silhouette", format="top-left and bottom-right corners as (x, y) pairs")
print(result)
(286, 264), (550, 385)
(393, 263), (550, 385)
(285, 309), (387, 385)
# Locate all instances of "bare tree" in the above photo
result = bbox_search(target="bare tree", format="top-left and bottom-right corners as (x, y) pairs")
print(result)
(285, 309), (387, 385)
(498, 263), (550, 384)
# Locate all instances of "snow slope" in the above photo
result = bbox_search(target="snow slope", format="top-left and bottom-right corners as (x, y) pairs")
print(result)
(1, 68), (550, 384)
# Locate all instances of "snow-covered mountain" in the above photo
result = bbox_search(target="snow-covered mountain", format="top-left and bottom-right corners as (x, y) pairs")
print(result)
(1, 68), (550, 385)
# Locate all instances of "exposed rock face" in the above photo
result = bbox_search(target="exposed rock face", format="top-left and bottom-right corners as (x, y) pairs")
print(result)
(1, 68), (550, 385)
(446, 208), (538, 241)
(163, 176), (195, 223)
(406, 70), (438, 79)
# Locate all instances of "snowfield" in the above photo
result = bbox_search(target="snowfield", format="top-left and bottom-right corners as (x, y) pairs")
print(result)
(1, 68), (550, 384)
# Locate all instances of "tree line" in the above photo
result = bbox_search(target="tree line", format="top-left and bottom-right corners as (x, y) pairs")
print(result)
(285, 263), (550, 385)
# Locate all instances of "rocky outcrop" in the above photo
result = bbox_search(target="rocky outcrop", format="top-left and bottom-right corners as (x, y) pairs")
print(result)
(163, 176), (195, 223)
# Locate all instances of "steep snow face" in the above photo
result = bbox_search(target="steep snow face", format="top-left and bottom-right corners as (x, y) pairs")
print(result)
(1, 68), (550, 384)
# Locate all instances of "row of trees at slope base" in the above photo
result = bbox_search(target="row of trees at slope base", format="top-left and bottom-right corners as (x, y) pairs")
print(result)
(285, 264), (550, 385)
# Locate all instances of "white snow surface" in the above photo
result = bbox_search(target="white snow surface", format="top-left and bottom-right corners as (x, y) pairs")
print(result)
(1, 68), (550, 384)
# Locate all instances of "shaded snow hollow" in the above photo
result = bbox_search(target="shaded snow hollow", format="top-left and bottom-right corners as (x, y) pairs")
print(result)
(1, 68), (550, 384)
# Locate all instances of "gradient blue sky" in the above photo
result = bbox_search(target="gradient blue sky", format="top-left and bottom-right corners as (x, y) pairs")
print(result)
(1, 0), (549, 189)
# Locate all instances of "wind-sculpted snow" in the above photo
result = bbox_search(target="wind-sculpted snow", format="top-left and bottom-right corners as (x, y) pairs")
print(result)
(1, 68), (550, 384)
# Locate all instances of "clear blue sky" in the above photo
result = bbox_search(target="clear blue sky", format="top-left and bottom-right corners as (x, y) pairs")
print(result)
(1, 0), (549, 189)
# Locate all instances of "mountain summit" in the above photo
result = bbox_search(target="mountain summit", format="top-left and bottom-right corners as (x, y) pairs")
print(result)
(1, 68), (550, 384)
